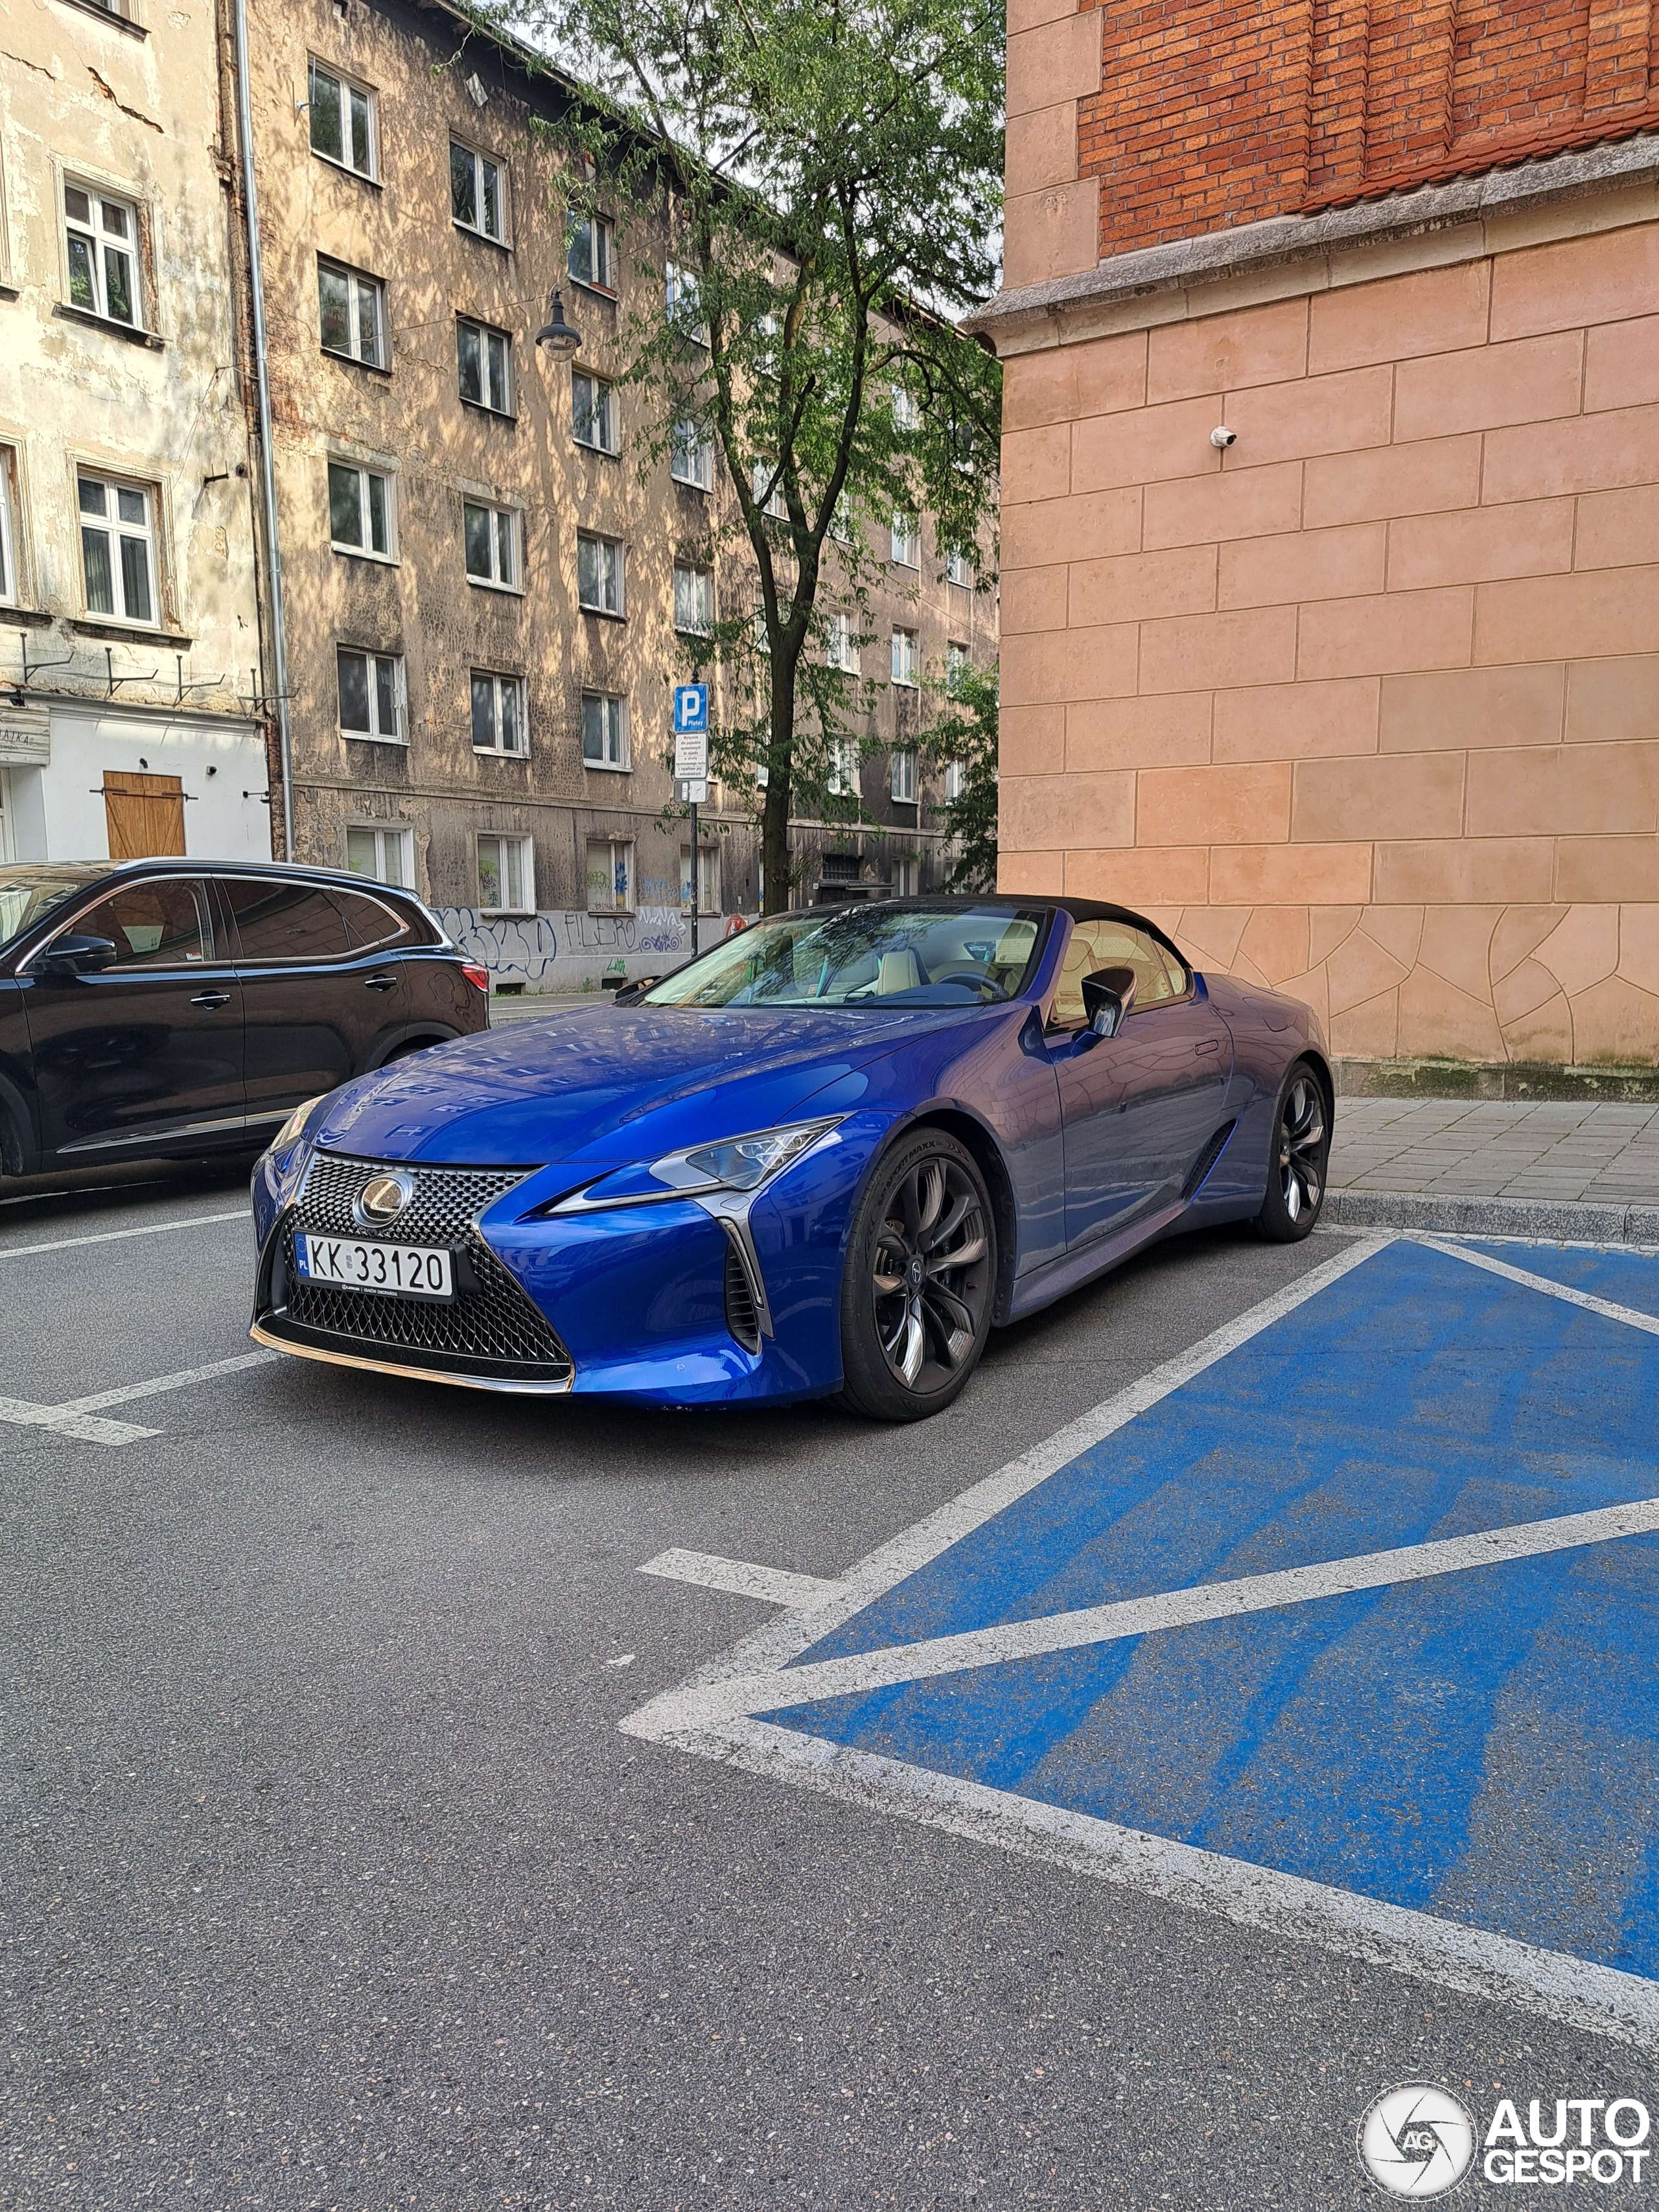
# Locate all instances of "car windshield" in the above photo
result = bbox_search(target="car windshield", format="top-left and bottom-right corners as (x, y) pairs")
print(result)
(0, 865), (107, 956)
(643, 902), (1050, 1010)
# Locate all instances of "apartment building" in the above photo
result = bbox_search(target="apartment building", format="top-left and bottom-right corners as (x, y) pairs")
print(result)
(0, 0), (268, 868)
(238, 0), (995, 990)
(976, 0), (1659, 1077)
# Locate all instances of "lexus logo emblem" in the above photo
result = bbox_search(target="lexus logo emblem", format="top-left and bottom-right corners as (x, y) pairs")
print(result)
(355, 1171), (414, 1226)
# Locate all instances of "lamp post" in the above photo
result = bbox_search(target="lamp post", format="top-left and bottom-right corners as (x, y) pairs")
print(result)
(534, 288), (583, 360)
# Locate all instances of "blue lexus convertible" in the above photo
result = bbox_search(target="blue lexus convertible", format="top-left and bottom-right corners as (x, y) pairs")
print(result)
(249, 896), (1332, 1421)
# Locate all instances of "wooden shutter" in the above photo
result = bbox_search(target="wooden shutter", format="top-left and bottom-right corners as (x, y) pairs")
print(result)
(103, 771), (185, 859)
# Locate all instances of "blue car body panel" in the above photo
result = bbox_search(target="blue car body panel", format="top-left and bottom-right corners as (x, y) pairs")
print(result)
(249, 902), (1330, 1409)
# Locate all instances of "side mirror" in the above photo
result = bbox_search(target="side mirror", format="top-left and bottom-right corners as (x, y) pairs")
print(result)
(1082, 964), (1137, 1038)
(34, 933), (119, 978)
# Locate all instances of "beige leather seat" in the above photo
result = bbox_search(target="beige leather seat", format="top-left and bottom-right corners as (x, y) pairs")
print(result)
(876, 948), (922, 995)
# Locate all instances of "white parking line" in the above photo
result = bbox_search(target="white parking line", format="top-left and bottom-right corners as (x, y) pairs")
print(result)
(1419, 1233), (1659, 1338)
(639, 1548), (851, 1610)
(62, 1349), (279, 1414)
(0, 1349), (280, 1445)
(0, 1209), (251, 1261)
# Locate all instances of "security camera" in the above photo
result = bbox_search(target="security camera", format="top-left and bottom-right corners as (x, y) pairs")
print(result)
(1210, 426), (1237, 449)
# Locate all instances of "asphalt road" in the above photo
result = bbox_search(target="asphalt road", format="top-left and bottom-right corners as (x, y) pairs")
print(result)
(3, 1165), (1654, 2209)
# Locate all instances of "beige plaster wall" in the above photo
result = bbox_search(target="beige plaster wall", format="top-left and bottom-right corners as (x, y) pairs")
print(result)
(998, 216), (1659, 1067)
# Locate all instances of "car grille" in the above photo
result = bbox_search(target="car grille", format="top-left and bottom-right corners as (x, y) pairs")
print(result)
(265, 1151), (574, 1387)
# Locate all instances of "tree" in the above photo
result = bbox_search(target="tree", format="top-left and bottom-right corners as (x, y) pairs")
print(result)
(919, 659), (998, 891)
(489, 0), (1003, 909)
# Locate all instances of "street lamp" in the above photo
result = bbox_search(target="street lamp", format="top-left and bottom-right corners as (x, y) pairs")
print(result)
(534, 288), (583, 358)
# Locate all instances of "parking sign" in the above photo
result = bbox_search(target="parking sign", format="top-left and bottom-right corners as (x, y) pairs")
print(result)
(673, 684), (708, 735)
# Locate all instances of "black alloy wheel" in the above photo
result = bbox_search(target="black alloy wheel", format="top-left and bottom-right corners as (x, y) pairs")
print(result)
(839, 1128), (997, 1421)
(1255, 1060), (1330, 1242)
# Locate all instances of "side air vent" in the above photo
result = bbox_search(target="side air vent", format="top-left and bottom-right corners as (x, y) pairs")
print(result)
(1182, 1119), (1238, 1202)
(724, 1235), (761, 1353)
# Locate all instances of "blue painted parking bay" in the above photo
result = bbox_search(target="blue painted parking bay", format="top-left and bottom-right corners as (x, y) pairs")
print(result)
(760, 1236), (1659, 1992)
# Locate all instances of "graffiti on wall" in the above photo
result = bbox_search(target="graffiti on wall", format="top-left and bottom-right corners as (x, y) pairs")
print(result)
(435, 905), (697, 990)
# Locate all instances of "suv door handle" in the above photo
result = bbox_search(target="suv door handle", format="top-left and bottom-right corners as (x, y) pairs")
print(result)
(364, 973), (398, 992)
(1194, 1038), (1220, 1054)
(190, 990), (232, 1009)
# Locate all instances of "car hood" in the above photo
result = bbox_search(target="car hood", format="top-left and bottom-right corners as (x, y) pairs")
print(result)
(312, 1001), (983, 1168)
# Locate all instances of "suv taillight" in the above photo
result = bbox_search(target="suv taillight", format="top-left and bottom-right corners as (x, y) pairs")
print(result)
(461, 962), (490, 992)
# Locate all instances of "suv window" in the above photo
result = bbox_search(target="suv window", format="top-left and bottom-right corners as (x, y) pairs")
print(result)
(334, 887), (408, 951)
(1050, 918), (1187, 1029)
(219, 878), (348, 964)
(68, 879), (212, 968)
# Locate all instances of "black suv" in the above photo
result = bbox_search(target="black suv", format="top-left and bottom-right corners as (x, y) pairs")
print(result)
(0, 859), (489, 1178)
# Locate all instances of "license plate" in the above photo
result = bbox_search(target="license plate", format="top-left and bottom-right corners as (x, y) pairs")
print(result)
(294, 1231), (454, 1300)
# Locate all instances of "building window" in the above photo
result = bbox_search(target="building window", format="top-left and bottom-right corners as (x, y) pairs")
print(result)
(830, 496), (853, 544)
(470, 669), (525, 754)
(673, 563), (713, 635)
(566, 211), (612, 290)
(680, 841), (720, 915)
(337, 647), (404, 741)
(946, 640), (969, 697)
(463, 500), (518, 588)
(478, 833), (533, 913)
(451, 142), (504, 243)
(946, 545), (973, 588)
(308, 60), (375, 177)
(826, 612), (859, 674)
(890, 627), (918, 687)
(586, 836), (634, 914)
(577, 532), (625, 616)
(0, 448), (17, 608)
(581, 692), (627, 771)
(891, 749), (918, 804)
(752, 461), (787, 520)
(572, 372), (616, 454)
(827, 734), (857, 798)
(318, 259), (384, 367)
(327, 459), (394, 560)
(664, 261), (708, 344)
(945, 759), (966, 802)
(893, 852), (920, 895)
(78, 473), (156, 626)
(890, 513), (920, 568)
(64, 182), (141, 329)
(671, 417), (714, 490)
(890, 385), (918, 434)
(458, 318), (512, 414)
(347, 824), (412, 888)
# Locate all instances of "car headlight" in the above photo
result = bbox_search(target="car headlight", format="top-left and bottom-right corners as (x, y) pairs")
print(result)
(271, 1094), (328, 1152)
(647, 1117), (841, 1196)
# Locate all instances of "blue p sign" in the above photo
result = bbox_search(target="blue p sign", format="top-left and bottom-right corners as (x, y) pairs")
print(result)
(674, 684), (708, 735)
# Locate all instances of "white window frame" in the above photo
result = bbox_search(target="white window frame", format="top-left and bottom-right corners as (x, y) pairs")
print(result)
(457, 317), (513, 415)
(664, 261), (709, 346)
(451, 140), (506, 245)
(945, 759), (966, 803)
(946, 640), (969, 697)
(78, 471), (157, 627)
(63, 179), (143, 331)
(827, 734), (858, 798)
(581, 691), (629, 772)
(346, 824), (412, 889)
(572, 371), (617, 455)
(946, 545), (973, 588)
(891, 385), (918, 433)
(671, 417), (714, 491)
(336, 646), (406, 743)
(477, 832), (534, 915)
(308, 58), (377, 180)
(891, 748), (918, 805)
(890, 513), (920, 568)
(327, 457), (395, 562)
(890, 626), (918, 688)
(586, 835), (635, 915)
(826, 611), (859, 675)
(680, 840), (720, 916)
(577, 532), (625, 617)
(566, 210), (614, 292)
(318, 258), (385, 367)
(0, 447), (17, 608)
(752, 461), (787, 520)
(673, 562), (713, 636)
(463, 498), (520, 590)
(470, 668), (526, 756)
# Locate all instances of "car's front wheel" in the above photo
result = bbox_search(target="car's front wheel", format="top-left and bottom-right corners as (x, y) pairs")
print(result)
(1255, 1060), (1330, 1242)
(839, 1129), (997, 1421)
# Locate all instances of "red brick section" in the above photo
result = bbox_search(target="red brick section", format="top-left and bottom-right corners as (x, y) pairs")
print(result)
(1080, 0), (1659, 257)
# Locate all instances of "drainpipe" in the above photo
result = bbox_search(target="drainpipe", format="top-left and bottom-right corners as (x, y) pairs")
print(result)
(232, 0), (295, 861)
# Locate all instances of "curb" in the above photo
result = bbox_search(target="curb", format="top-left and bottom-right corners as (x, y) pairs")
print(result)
(1327, 1189), (1659, 1246)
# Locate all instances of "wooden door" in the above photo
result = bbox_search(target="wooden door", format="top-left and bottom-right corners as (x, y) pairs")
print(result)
(103, 770), (186, 859)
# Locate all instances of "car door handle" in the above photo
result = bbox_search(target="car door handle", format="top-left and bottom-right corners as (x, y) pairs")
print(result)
(190, 990), (232, 1009)
(1194, 1038), (1221, 1054)
(364, 973), (398, 992)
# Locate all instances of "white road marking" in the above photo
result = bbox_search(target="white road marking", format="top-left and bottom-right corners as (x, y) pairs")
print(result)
(625, 1493), (1659, 1740)
(705, 1719), (1659, 2051)
(0, 1349), (280, 1444)
(638, 1548), (852, 1610)
(61, 1349), (279, 1414)
(1417, 1233), (1659, 1338)
(0, 1209), (251, 1262)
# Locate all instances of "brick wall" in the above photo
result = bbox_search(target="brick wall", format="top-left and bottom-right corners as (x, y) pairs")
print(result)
(1078, 0), (1659, 259)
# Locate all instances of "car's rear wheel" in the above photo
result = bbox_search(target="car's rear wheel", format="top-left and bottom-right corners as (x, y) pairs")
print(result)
(839, 1129), (997, 1421)
(1255, 1060), (1330, 1242)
